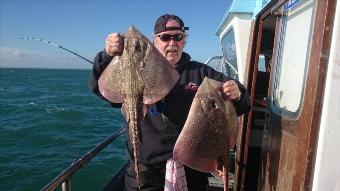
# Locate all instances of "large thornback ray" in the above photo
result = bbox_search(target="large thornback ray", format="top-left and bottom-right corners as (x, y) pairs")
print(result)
(98, 26), (179, 189)
(98, 26), (179, 104)
(173, 77), (238, 191)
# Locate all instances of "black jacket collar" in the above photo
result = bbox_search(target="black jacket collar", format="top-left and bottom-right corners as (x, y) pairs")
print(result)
(175, 52), (191, 69)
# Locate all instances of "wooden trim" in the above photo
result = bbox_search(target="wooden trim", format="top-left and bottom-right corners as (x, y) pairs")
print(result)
(262, 0), (286, 19)
(240, 18), (265, 191)
(235, 18), (260, 191)
(304, 0), (337, 189)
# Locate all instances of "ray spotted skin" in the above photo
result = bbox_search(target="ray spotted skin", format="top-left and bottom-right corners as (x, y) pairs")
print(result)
(98, 26), (179, 189)
(173, 77), (238, 191)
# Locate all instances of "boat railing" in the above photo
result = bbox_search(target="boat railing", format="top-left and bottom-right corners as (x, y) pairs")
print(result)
(205, 56), (224, 73)
(205, 56), (239, 79)
(40, 126), (126, 191)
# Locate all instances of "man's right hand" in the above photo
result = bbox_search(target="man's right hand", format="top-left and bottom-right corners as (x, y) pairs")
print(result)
(105, 33), (124, 56)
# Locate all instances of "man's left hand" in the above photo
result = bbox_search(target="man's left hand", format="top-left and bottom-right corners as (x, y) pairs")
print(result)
(221, 80), (241, 101)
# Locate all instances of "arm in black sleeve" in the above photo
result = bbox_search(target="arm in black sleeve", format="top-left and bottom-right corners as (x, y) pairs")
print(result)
(232, 81), (250, 116)
(203, 64), (250, 116)
(88, 50), (122, 108)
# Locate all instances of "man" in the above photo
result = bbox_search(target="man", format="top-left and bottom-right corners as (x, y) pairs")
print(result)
(89, 14), (250, 191)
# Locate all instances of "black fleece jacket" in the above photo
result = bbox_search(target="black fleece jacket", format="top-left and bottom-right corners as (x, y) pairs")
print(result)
(88, 51), (250, 167)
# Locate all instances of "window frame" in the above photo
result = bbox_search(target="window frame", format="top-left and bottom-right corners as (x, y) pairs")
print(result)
(271, 0), (317, 119)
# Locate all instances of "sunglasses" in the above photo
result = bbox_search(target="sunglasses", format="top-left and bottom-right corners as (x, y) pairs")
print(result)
(155, 33), (185, 42)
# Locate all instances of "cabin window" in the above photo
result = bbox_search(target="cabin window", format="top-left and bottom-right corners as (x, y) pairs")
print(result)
(272, 0), (316, 115)
(221, 28), (238, 80)
(258, 54), (266, 72)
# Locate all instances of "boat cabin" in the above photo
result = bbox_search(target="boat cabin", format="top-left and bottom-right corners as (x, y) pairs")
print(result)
(206, 0), (340, 190)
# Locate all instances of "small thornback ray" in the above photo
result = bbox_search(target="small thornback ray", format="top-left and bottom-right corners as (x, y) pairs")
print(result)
(173, 77), (238, 191)
(98, 26), (179, 189)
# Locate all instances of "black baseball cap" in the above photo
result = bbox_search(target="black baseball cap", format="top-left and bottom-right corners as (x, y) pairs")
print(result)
(154, 14), (189, 34)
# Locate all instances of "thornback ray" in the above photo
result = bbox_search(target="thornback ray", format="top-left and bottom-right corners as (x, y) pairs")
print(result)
(98, 26), (179, 189)
(98, 26), (179, 104)
(173, 77), (238, 191)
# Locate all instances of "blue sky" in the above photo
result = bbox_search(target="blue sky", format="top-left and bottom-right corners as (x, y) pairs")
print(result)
(0, 0), (232, 69)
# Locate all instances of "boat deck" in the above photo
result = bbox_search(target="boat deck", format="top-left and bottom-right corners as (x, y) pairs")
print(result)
(102, 163), (233, 191)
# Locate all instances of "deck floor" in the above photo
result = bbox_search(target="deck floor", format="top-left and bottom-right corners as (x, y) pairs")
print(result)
(102, 163), (234, 191)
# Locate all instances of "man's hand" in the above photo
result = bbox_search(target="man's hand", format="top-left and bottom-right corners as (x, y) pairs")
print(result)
(221, 80), (241, 101)
(105, 33), (124, 56)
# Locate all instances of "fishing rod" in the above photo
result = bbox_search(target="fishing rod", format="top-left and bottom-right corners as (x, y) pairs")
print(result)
(18, 37), (94, 64)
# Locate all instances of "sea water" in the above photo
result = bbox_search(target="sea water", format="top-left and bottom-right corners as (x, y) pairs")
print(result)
(0, 68), (126, 191)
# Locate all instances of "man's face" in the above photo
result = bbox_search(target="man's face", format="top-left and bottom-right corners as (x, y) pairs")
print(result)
(154, 20), (186, 65)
